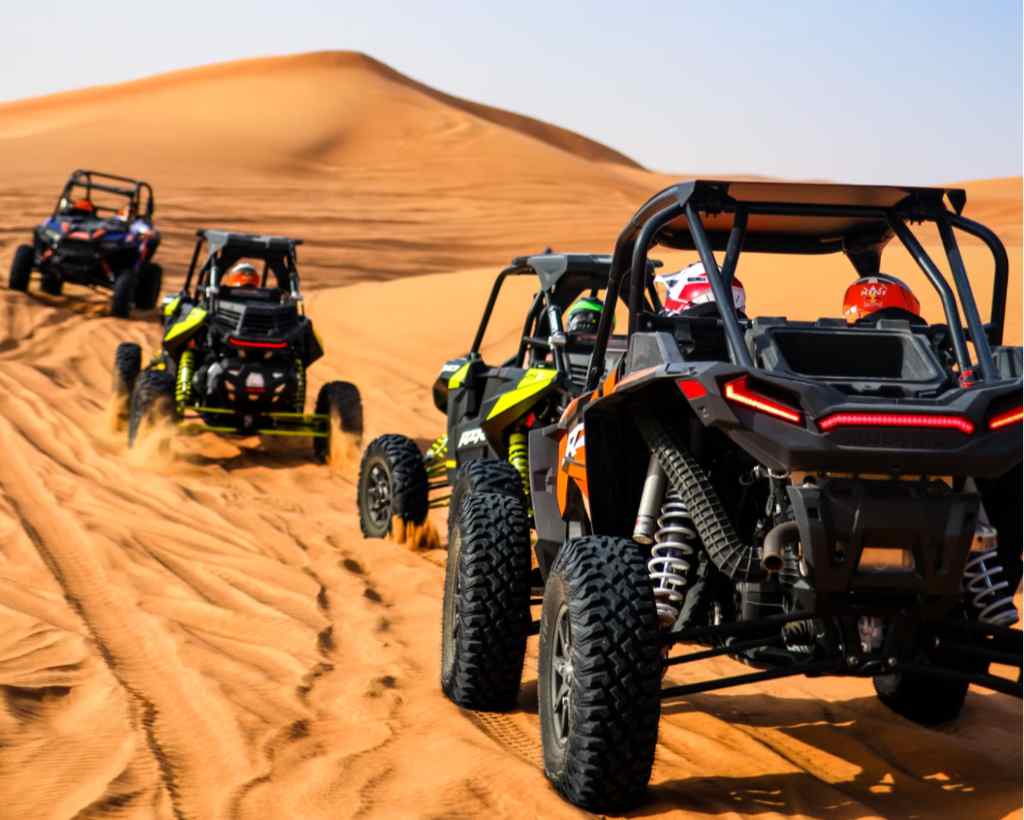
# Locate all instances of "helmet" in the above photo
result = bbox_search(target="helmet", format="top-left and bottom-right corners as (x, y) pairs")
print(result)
(69, 198), (95, 214)
(223, 262), (260, 288)
(656, 262), (745, 315)
(566, 296), (604, 334)
(843, 274), (920, 323)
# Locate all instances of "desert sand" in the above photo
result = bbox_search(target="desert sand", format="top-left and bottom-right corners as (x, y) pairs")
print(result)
(0, 52), (1020, 819)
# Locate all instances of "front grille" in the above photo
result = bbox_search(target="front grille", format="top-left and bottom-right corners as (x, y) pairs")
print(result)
(213, 301), (299, 338)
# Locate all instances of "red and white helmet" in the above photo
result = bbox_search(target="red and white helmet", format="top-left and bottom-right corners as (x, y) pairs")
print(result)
(656, 262), (746, 315)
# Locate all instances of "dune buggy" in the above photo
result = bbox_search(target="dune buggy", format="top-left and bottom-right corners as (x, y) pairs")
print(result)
(8, 169), (162, 317)
(112, 229), (362, 459)
(355, 252), (650, 539)
(439, 180), (1023, 811)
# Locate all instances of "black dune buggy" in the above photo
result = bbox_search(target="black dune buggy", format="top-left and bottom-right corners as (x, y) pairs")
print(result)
(355, 252), (648, 539)
(439, 180), (1023, 811)
(8, 169), (162, 317)
(112, 229), (362, 459)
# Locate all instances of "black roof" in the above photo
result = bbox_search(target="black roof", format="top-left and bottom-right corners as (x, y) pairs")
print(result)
(623, 179), (968, 255)
(198, 229), (302, 256)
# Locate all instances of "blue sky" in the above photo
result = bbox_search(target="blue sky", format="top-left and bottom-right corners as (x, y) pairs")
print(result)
(5, 1), (1021, 183)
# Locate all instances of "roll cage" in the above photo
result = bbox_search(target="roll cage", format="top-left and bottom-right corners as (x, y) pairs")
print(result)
(182, 229), (304, 304)
(54, 169), (155, 221)
(586, 180), (1010, 389)
(471, 252), (660, 374)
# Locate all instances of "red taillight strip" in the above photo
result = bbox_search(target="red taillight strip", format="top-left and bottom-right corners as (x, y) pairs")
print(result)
(989, 406), (1023, 431)
(228, 337), (288, 349)
(818, 412), (975, 435)
(723, 376), (803, 424)
(676, 378), (708, 400)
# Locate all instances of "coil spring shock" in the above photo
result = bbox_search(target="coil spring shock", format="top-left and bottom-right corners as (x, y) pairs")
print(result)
(176, 350), (195, 412)
(648, 488), (698, 628)
(424, 434), (448, 480)
(963, 547), (1019, 626)
(508, 431), (530, 506)
(294, 358), (306, 413)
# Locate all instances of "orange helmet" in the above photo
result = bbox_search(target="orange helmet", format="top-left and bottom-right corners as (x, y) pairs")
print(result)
(72, 198), (95, 213)
(223, 262), (260, 288)
(843, 274), (920, 323)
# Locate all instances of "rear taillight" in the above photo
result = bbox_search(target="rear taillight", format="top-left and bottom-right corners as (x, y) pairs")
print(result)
(989, 406), (1023, 431)
(723, 376), (803, 425)
(228, 337), (288, 350)
(676, 378), (708, 400)
(818, 412), (975, 435)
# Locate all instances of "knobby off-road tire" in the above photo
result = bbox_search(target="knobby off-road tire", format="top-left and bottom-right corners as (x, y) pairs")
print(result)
(357, 434), (428, 538)
(128, 369), (176, 446)
(441, 491), (531, 710)
(111, 270), (136, 318)
(448, 459), (524, 533)
(134, 262), (163, 311)
(40, 268), (64, 296)
(313, 380), (364, 463)
(872, 666), (969, 726)
(8, 245), (33, 292)
(539, 535), (662, 812)
(112, 342), (142, 429)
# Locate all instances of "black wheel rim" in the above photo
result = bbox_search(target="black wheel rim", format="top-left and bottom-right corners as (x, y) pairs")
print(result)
(442, 527), (462, 676)
(366, 462), (392, 529)
(550, 603), (574, 746)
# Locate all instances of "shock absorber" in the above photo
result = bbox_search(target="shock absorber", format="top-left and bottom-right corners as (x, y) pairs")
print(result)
(424, 434), (448, 480)
(963, 525), (1019, 626)
(293, 357), (306, 413)
(508, 430), (530, 505)
(176, 350), (195, 412)
(648, 488), (699, 628)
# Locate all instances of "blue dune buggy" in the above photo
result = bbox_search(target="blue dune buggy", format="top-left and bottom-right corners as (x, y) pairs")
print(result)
(8, 169), (162, 318)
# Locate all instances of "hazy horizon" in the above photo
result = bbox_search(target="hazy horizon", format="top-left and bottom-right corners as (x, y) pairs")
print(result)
(5, 1), (1021, 184)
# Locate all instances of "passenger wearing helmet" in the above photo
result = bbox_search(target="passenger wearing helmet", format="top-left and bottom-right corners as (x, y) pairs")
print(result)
(565, 296), (605, 335)
(62, 197), (96, 216)
(222, 262), (261, 289)
(656, 261), (746, 317)
(843, 273), (923, 325)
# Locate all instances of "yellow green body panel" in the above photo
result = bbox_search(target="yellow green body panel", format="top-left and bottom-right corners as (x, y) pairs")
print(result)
(486, 367), (557, 422)
(164, 307), (208, 344)
(448, 362), (471, 390)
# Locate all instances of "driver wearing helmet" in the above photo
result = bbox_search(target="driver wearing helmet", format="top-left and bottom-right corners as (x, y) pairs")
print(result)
(62, 197), (96, 216)
(222, 262), (260, 289)
(843, 273), (923, 325)
(565, 296), (605, 335)
(656, 261), (746, 317)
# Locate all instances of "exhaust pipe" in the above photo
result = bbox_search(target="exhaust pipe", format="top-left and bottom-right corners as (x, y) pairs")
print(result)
(762, 520), (800, 574)
(632, 455), (667, 545)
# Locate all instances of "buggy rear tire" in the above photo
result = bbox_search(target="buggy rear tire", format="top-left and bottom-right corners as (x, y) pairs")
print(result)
(112, 342), (143, 430)
(449, 459), (524, 523)
(8, 245), (33, 292)
(313, 380), (363, 464)
(539, 535), (661, 812)
(357, 434), (428, 538)
(111, 270), (135, 318)
(128, 369), (176, 446)
(441, 492), (531, 710)
(40, 269), (64, 296)
(873, 668), (969, 726)
(134, 262), (163, 311)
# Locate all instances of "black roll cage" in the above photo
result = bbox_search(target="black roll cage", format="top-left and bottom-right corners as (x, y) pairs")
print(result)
(586, 180), (1010, 389)
(183, 229), (304, 306)
(469, 253), (660, 373)
(54, 169), (155, 221)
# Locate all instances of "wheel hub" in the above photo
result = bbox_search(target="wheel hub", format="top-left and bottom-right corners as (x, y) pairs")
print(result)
(550, 604), (574, 745)
(366, 462), (392, 527)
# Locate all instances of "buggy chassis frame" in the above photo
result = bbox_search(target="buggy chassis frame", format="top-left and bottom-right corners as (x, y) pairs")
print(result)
(576, 180), (1021, 700)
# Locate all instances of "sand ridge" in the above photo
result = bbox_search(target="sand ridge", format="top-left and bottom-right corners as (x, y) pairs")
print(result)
(0, 53), (1019, 819)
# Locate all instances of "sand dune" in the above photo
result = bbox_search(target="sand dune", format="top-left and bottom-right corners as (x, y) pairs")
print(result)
(0, 53), (1019, 819)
